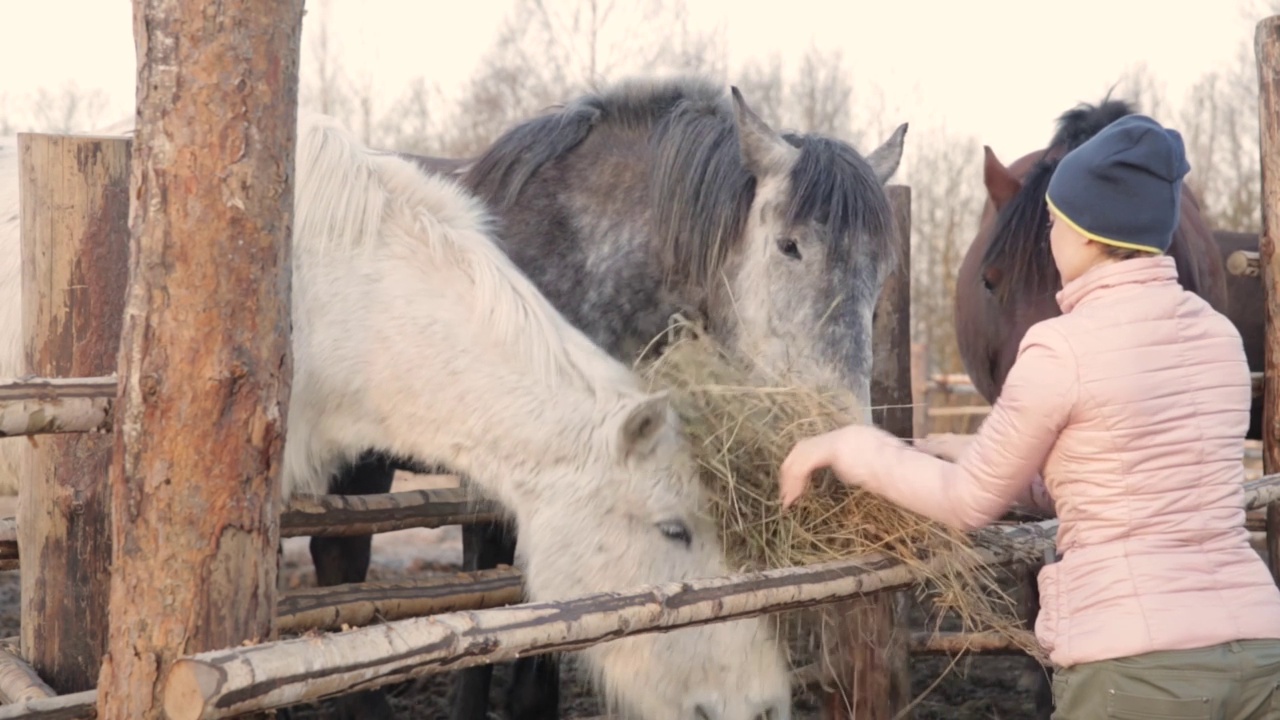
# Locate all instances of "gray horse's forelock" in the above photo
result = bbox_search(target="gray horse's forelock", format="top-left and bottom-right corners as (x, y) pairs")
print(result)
(649, 95), (757, 287)
(782, 135), (898, 273)
(652, 116), (899, 291)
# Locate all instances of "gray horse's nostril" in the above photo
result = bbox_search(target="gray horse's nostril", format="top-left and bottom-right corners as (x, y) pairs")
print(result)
(693, 705), (715, 720)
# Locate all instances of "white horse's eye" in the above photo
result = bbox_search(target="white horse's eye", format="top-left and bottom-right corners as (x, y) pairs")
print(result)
(656, 519), (692, 548)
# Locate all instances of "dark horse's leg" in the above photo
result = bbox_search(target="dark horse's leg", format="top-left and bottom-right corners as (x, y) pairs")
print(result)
(448, 519), (560, 720)
(293, 450), (400, 720)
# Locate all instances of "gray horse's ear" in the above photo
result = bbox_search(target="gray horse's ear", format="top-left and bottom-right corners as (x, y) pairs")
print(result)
(865, 122), (908, 184)
(730, 86), (799, 179)
(617, 391), (670, 461)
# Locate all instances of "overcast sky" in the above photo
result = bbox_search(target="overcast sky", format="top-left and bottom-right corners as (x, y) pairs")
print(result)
(0, 0), (1270, 163)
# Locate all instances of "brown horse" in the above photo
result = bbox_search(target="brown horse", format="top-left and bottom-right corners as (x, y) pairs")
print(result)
(956, 97), (1228, 407)
(954, 98), (1231, 720)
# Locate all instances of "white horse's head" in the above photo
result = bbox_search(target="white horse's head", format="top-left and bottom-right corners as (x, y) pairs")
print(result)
(512, 389), (792, 720)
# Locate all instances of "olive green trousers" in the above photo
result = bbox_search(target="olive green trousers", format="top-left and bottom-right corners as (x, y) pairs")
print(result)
(1051, 639), (1280, 719)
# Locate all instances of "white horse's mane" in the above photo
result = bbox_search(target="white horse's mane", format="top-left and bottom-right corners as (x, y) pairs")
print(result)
(293, 112), (638, 400)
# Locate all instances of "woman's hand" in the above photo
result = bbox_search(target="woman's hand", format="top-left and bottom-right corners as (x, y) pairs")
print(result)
(778, 424), (897, 510)
(912, 433), (973, 462)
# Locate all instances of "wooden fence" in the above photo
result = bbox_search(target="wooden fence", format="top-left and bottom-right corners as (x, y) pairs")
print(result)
(2, 7), (1280, 720)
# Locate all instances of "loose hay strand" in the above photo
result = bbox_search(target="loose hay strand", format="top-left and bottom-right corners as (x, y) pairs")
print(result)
(638, 318), (1041, 662)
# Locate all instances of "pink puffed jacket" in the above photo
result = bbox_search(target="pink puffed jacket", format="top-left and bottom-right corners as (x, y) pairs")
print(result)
(847, 255), (1280, 668)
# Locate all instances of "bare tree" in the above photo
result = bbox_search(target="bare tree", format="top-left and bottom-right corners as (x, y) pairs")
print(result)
(436, 0), (727, 157)
(731, 43), (877, 145)
(0, 95), (12, 135)
(1179, 42), (1261, 233)
(299, 0), (358, 129)
(902, 129), (985, 379)
(1113, 62), (1168, 122)
(377, 77), (444, 155)
(27, 82), (110, 133)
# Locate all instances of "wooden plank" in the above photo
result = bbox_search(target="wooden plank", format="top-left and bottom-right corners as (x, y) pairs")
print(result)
(159, 519), (1061, 720)
(0, 378), (115, 437)
(276, 567), (524, 634)
(0, 487), (503, 569)
(17, 132), (130, 694)
(94, 2), (304, 718)
(280, 487), (500, 537)
(1258, 15), (1280, 588)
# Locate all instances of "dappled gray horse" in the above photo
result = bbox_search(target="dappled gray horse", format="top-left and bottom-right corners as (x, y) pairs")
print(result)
(333, 76), (907, 719)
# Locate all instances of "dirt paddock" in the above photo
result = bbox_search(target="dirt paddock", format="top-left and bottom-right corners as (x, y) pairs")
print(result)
(0, 444), (1265, 719)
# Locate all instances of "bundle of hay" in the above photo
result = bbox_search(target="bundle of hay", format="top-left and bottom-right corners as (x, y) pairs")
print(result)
(637, 317), (1040, 663)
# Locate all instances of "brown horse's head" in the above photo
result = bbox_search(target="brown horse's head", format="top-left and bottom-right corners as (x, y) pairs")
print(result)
(955, 98), (1227, 403)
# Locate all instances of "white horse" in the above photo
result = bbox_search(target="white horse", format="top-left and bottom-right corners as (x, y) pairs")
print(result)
(0, 114), (793, 720)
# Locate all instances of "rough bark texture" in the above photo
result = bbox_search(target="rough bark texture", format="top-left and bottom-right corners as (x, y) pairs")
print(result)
(18, 133), (130, 694)
(824, 185), (913, 720)
(1259, 15), (1280, 587)
(94, 2), (303, 719)
(161, 520), (1061, 720)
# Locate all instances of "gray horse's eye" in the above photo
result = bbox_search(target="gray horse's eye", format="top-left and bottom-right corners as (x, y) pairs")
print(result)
(656, 519), (692, 548)
(776, 237), (801, 260)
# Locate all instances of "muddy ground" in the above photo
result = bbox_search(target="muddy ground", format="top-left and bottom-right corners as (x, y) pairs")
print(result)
(0, 446), (1263, 719)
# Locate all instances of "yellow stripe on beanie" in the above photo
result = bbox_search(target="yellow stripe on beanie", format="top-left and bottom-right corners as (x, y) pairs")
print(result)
(1045, 195), (1164, 255)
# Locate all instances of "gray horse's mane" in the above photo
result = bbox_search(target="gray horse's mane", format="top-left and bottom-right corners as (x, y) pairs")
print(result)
(463, 76), (896, 286)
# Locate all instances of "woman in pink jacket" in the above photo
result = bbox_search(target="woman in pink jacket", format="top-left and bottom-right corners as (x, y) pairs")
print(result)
(780, 113), (1280, 718)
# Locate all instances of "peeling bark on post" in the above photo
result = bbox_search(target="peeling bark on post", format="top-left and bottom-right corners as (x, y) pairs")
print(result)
(18, 132), (130, 693)
(823, 185), (913, 720)
(94, 2), (303, 719)
(1257, 15), (1280, 586)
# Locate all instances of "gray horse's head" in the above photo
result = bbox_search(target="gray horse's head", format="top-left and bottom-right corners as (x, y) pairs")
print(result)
(660, 87), (906, 414)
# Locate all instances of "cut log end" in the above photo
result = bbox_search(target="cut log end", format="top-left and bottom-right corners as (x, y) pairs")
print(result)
(1227, 249), (1261, 277)
(162, 661), (222, 720)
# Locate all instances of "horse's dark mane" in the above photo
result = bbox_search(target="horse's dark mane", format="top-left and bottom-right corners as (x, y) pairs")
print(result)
(462, 76), (895, 287)
(981, 97), (1137, 302)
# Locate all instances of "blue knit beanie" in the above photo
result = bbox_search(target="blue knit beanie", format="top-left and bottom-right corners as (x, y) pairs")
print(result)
(1045, 114), (1190, 254)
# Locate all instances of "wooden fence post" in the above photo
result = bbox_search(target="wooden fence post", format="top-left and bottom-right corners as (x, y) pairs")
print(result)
(1257, 14), (1280, 585)
(822, 184), (913, 719)
(17, 133), (130, 693)
(94, 1), (304, 718)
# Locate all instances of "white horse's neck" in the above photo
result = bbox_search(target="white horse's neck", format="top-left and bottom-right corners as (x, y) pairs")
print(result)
(286, 115), (642, 510)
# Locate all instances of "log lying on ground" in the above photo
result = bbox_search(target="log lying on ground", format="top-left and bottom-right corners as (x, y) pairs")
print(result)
(277, 568), (523, 634)
(0, 378), (115, 437)
(908, 630), (1034, 656)
(0, 690), (96, 719)
(159, 520), (1059, 720)
(0, 648), (55, 703)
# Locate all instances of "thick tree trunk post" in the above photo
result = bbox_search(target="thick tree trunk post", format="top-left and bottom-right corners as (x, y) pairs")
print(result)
(1257, 15), (1280, 585)
(822, 185), (913, 720)
(94, 2), (303, 719)
(17, 132), (130, 693)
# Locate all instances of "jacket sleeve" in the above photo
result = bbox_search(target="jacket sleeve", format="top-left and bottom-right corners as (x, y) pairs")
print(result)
(846, 324), (1077, 531)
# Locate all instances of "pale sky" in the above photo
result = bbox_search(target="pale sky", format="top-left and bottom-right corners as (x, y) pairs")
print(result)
(0, 0), (1269, 167)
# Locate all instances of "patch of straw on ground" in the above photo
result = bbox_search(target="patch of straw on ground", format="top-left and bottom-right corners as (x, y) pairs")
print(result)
(638, 318), (1041, 663)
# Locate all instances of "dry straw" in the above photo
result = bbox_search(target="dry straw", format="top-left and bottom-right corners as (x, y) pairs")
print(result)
(637, 317), (1042, 662)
